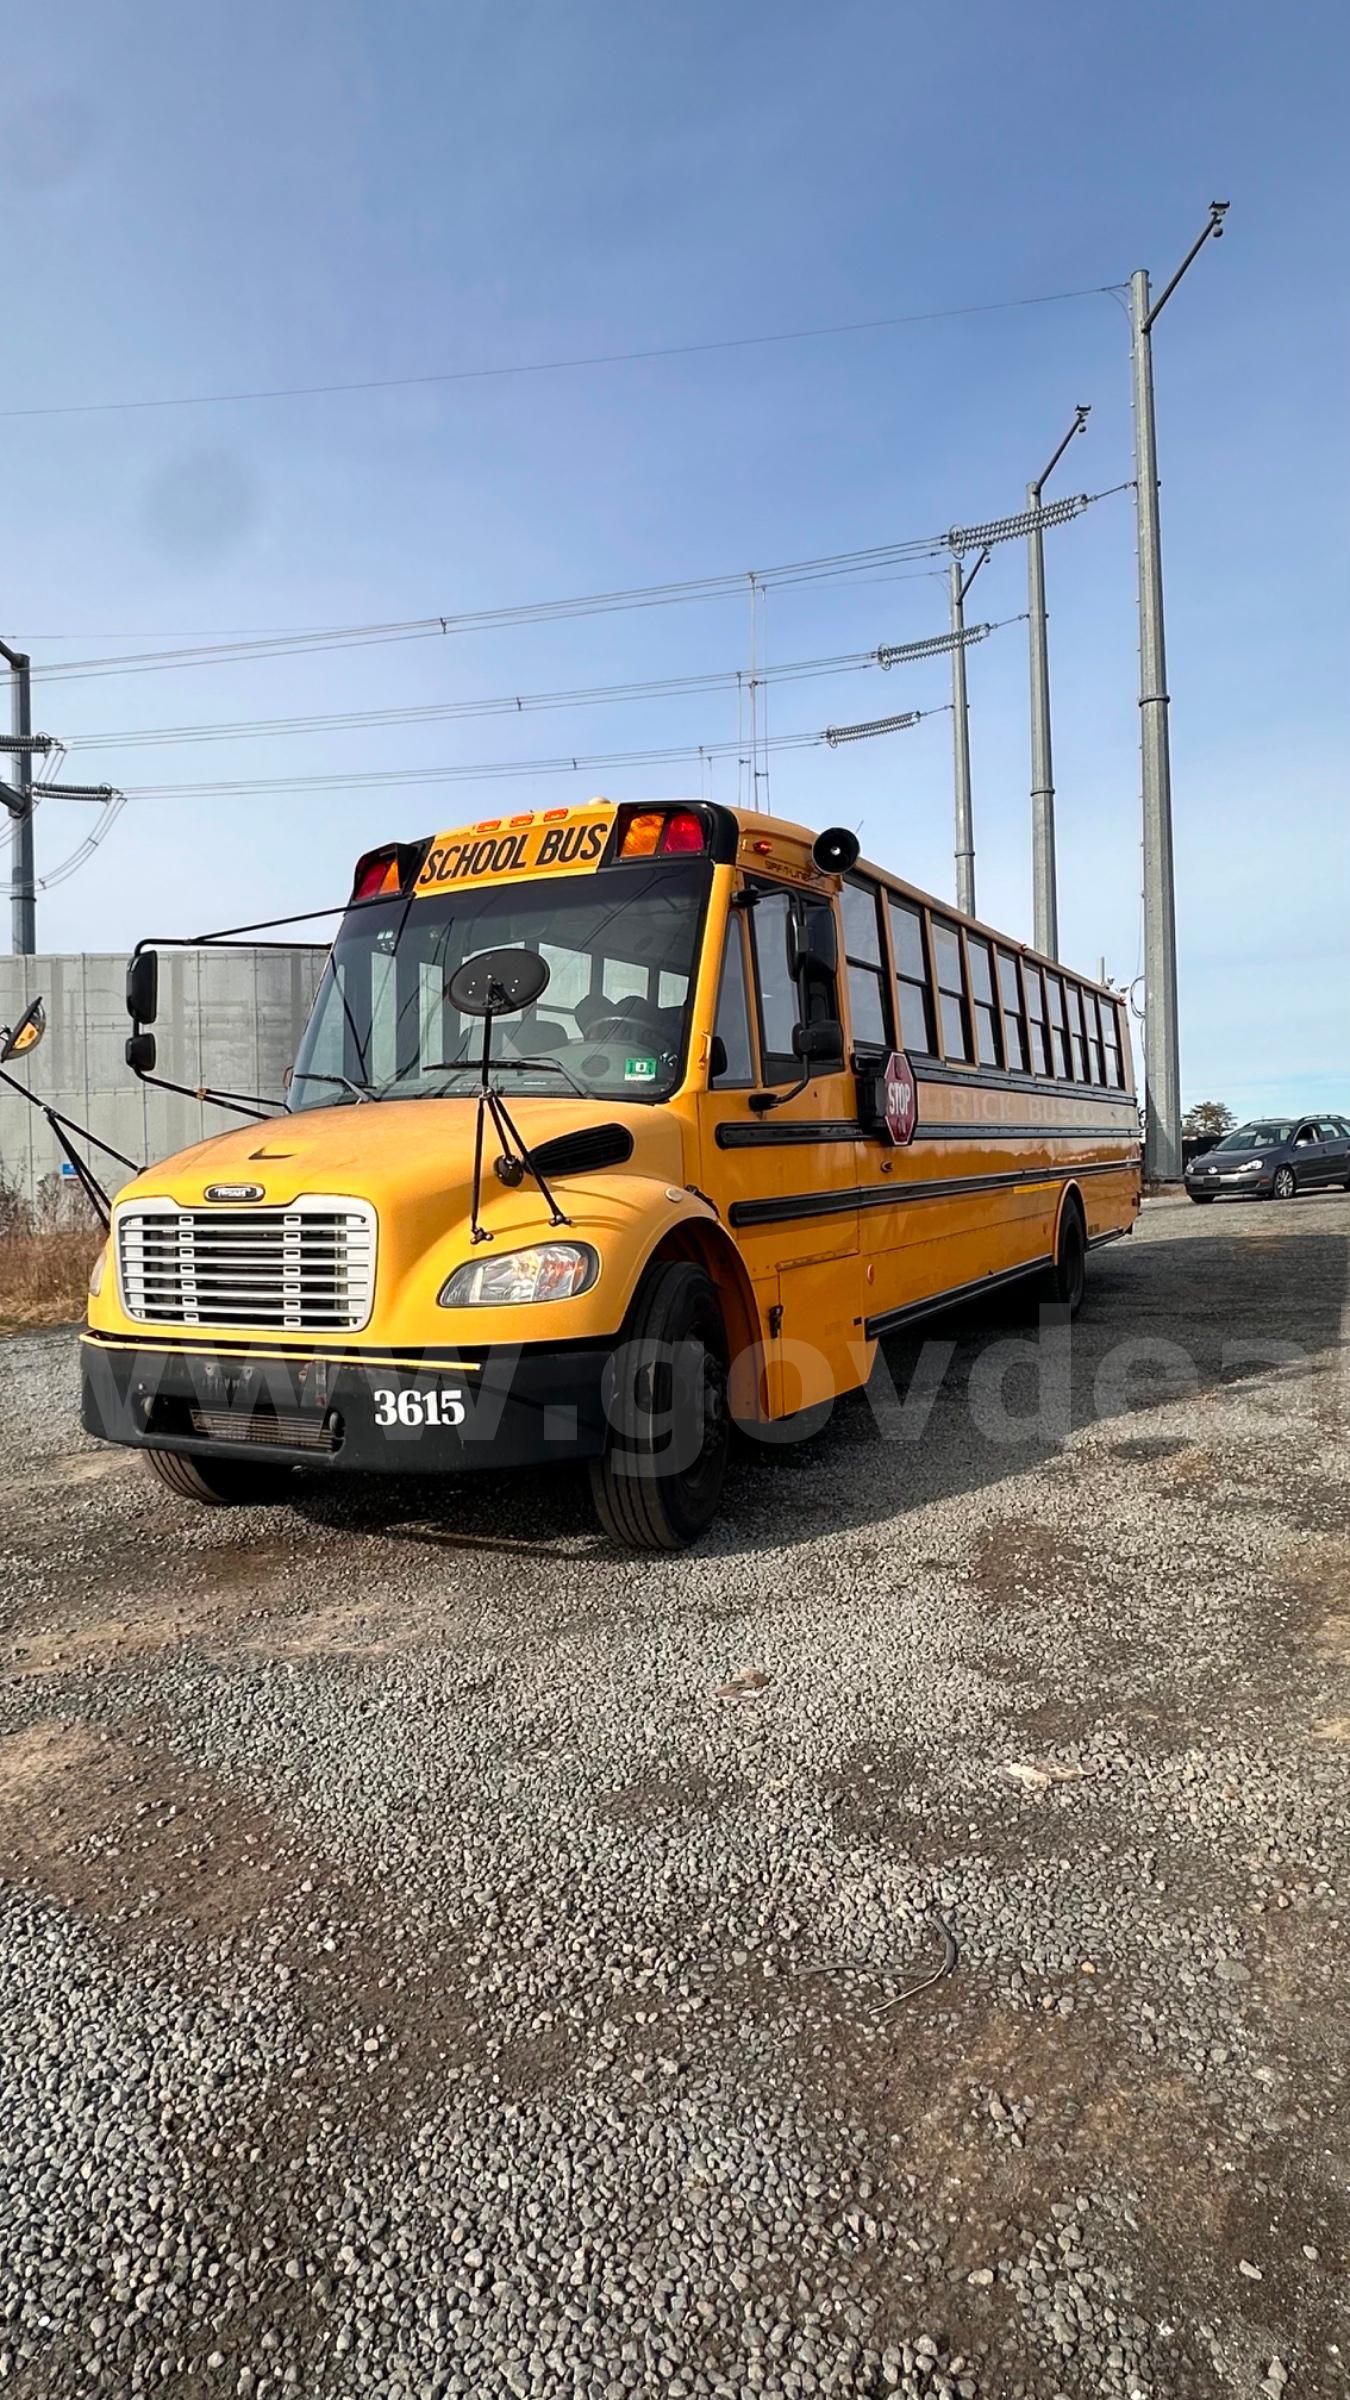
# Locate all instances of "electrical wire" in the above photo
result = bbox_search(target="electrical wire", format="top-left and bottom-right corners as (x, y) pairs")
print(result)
(27, 492), (1124, 689)
(117, 712), (943, 805)
(0, 283), (1124, 423)
(61, 635), (1002, 754)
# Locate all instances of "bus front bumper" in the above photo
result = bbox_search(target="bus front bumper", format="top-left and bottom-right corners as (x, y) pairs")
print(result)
(79, 1335), (612, 1473)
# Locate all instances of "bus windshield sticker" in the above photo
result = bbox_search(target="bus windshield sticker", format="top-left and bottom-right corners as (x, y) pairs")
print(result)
(624, 1055), (658, 1083)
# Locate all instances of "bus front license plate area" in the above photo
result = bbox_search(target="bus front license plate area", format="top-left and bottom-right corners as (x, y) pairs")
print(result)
(81, 1344), (610, 1474)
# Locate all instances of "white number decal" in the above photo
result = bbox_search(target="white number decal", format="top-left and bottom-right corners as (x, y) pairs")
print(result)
(373, 1387), (466, 1430)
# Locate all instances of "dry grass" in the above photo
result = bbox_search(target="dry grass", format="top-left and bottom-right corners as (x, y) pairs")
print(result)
(0, 1167), (102, 1331)
(0, 1226), (101, 1330)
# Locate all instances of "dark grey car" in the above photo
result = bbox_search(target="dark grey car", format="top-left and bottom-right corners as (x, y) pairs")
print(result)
(1185, 1115), (1350, 1203)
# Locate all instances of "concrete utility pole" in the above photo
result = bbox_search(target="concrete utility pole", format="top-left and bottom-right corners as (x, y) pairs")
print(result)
(1027, 403), (1091, 959)
(1, 639), (119, 955)
(1132, 201), (1228, 1182)
(949, 547), (989, 917)
(0, 644), (35, 954)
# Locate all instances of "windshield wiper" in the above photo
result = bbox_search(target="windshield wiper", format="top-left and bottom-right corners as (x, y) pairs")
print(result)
(288, 1071), (382, 1106)
(422, 1054), (588, 1099)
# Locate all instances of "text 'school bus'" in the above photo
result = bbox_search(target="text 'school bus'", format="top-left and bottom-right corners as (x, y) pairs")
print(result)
(82, 802), (1141, 1549)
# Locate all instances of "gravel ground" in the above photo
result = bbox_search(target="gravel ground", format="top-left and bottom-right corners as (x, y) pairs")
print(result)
(1, 1193), (1347, 2400)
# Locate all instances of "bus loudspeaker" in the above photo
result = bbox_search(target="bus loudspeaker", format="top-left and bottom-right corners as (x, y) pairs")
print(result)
(811, 827), (861, 875)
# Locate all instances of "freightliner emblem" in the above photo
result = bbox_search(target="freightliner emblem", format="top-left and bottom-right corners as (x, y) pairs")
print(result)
(203, 1182), (265, 1203)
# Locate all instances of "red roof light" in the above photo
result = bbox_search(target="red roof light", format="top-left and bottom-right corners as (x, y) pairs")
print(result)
(658, 809), (706, 856)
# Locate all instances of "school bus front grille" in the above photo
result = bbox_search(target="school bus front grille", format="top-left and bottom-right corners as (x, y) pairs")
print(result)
(117, 1200), (377, 1332)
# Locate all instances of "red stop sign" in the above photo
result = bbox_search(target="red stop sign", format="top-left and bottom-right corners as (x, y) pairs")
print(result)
(880, 1049), (918, 1146)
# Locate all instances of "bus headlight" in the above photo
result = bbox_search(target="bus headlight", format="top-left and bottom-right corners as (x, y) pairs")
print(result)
(88, 1241), (109, 1299)
(438, 1243), (598, 1308)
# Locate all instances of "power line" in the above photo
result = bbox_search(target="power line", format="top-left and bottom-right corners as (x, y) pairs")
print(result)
(1, 283), (1123, 423)
(61, 621), (1008, 755)
(117, 712), (947, 804)
(28, 493), (1124, 689)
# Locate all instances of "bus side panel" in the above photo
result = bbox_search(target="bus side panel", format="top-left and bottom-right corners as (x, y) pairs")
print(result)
(858, 1074), (1140, 1323)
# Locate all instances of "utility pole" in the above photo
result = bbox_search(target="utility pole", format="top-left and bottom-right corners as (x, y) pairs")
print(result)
(1132, 201), (1228, 1182)
(1027, 403), (1091, 958)
(1, 639), (119, 955)
(0, 645), (35, 954)
(949, 547), (989, 917)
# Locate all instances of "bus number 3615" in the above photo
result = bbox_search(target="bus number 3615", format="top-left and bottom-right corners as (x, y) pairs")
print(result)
(372, 1388), (467, 1429)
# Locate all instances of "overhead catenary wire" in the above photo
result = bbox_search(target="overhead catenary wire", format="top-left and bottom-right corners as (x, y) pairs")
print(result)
(59, 623), (1006, 755)
(117, 711), (946, 805)
(0, 282), (1124, 422)
(27, 490), (1125, 689)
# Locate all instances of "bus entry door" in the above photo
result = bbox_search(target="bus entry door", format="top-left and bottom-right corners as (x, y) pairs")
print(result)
(699, 882), (864, 1419)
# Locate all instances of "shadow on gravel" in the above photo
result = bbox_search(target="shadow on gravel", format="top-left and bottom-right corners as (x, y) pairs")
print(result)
(282, 1218), (1348, 1562)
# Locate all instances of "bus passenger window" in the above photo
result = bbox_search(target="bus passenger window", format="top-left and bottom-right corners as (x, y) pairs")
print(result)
(1069, 986), (1090, 1081)
(842, 880), (891, 1053)
(888, 899), (935, 1055)
(1085, 991), (1107, 1083)
(1046, 973), (1072, 1078)
(711, 919), (755, 1086)
(1103, 999), (1125, 1089)
(932, 921), (971, 1062)
(1024, 964), (1050, 1075)
(998, 951), (1028, 1070)
(967, 937), (1000, 1066)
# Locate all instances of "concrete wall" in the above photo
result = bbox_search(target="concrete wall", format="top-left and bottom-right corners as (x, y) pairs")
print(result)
(0, 948), (327, 1208)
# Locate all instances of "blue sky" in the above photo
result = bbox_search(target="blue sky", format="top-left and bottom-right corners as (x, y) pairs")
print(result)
(4, 0), (1347, 1119)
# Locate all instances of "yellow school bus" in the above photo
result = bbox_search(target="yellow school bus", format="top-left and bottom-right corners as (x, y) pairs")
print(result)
(82, 799), (1140, 1548)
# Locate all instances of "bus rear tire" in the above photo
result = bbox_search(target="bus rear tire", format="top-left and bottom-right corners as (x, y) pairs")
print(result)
(1043, 1195), (1087, 1317)
(588, 1262), (730, 1551)
(143, 1447), (296, 1507)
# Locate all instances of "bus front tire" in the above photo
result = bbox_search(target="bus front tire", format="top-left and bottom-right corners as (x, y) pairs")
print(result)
(588, 1262), (730, 1552)
(143, 1447), (296, 1507)
(1044, 1197), (1087, 1316)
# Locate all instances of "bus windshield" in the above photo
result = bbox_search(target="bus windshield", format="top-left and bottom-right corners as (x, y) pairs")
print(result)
(290, 860), (710, 1108)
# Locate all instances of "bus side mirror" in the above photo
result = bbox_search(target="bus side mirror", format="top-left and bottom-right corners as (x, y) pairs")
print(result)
(788, 906), (838, 979)
(126, 1032), (157, 1076)
(793, 1019), (843, 1065)
(0, 997), (46, 1064)
(126, 949), (159, 1026)
(707, 1034), (728, 1082)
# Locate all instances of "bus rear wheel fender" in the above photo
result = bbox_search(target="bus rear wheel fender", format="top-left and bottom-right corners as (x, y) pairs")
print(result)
(1043, 1187), (1088, 1317)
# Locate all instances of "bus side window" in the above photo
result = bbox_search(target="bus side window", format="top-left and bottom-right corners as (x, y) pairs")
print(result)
(931, 920), (972, 1062)
(966, 936), (1000, 1066)
(1069, 984), (1090, 1081)
(710, 916), (755, 1087)
(842, 879), (891, 1055)
(748, 889), (841, 1085)
(998, 950), (1028, 1071)
(1103, 999), (1125, 1089)
(750, 890), (800, 1083)
(1046, 973), (1072, 1078)
(888, 899), (935, 1055)
(1024, 963), (1050, 1076)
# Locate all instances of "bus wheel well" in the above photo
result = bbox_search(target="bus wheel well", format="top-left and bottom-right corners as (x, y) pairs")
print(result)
(1055, 1181), (1087, 1244)
(645, 1218), (767, 1423)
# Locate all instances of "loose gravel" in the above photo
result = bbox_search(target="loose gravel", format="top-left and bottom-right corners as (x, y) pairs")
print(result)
(0, 1194), (1347, 2398)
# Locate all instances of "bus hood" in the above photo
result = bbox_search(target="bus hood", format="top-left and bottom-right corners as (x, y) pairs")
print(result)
(112, 1094), (688, 1221)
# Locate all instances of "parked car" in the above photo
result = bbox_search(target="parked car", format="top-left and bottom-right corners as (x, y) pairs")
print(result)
(1184, 1116), (1350, 1203)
